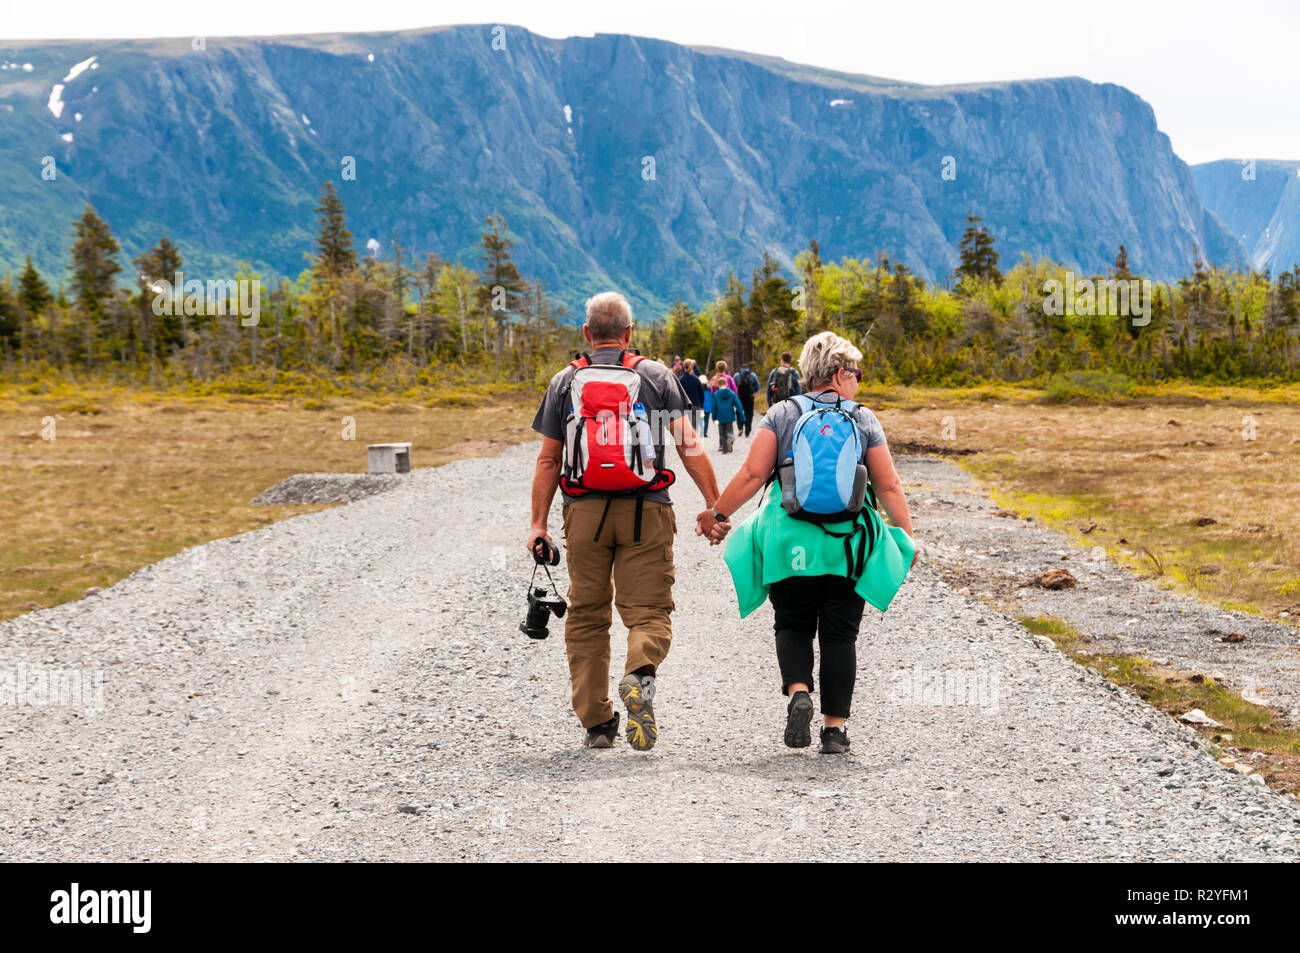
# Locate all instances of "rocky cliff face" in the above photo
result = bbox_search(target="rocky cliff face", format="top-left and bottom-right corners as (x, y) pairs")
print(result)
(0, 25), (1247, 316)
(1193, 159), (1300, 273)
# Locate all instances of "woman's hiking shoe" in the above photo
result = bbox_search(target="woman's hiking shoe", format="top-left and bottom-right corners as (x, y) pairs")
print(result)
(784, 690), (814, 748)
(585, 713), (620, 749)
(618, 674), (658, 751)
(819, 726), (851, 754)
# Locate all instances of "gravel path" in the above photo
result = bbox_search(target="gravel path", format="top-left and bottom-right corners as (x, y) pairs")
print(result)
(2, 432), (1299, 861)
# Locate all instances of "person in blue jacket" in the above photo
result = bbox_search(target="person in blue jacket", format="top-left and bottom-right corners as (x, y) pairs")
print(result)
(709, 378), (746, 453)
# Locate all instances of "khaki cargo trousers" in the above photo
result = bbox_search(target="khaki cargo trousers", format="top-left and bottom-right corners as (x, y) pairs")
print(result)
(561, 497), (677, 729)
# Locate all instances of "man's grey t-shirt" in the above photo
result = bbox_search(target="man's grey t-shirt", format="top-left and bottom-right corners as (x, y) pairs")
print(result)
(759, 389), (887, 469)
(532, 348), (691, 506)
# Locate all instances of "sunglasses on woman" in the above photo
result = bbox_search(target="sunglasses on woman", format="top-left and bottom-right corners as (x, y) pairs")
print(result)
(841, 367), (863, 381)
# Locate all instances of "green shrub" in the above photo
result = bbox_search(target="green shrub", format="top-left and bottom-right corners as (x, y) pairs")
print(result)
(1042, 369), (1133, 403)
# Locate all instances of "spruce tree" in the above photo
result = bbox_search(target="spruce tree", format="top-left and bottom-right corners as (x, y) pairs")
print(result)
(892, 260), (928, 338)
(18, 256), (52, 317)
(666, 297), (700, 360)
(69, 203), (122, 319)
(955, 213), (1001, 291)
(314, 181), (357, 277)
(133, 236), (184, 355)
(476, 213), (525, 356)
(68, 204), (123, 364)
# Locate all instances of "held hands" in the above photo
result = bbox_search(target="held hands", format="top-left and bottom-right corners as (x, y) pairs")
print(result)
(695, 509), (732, 546)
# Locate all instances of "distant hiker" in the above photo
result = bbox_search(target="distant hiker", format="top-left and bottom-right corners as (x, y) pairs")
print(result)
(672, 355), (682, 374)
(707, 331), (916, 755)
(713, 360), (737, 393)
(700, 383), (713, 437)
(678, 358), (706, 433)
(735, 363), (760, 437)
(528, 291), (723, 751)
(766, 352), (802, 408)
(710, 381), (746, 454)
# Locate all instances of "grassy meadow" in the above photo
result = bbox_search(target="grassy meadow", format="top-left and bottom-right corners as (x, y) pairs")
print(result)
(0, 382), (536, 621)
(867, 382), (1300, 623)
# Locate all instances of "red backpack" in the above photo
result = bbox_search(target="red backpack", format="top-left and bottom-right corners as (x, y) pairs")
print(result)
(560, 351), (676, 541)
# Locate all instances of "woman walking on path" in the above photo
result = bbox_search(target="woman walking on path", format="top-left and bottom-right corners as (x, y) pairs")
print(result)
(702, 331), (916, 754)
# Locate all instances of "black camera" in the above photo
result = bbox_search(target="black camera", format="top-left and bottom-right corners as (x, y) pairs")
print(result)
(521, 537), (567, 640)
(521, 586), (567, 640)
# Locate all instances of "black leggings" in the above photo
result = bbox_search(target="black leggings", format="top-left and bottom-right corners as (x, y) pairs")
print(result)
(768, 575), (865, 719)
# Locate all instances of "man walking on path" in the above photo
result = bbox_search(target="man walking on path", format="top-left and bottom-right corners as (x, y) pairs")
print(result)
(734, 363), (760, 436)
(528, 292), (725, 751)
(766, 352), (802, 409)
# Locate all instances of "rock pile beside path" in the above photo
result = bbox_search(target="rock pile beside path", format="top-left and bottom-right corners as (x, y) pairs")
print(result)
(252, 472), (409, 505)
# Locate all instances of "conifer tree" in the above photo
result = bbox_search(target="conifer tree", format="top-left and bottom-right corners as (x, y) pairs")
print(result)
(68, 204), (124, 364)
(18, 256), (52, 318)
(955, 213), (1001, 291)
(666, 297), (700, 361)
(476, 213), (525, 356)
(314, 181), (357, 277)
(892, 260), (927, 337)
(69, 204), (122, 319)
(134, 236), (184, 356)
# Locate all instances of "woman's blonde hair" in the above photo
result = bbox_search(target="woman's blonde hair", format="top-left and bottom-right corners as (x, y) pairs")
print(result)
(799, 331), (864, 388)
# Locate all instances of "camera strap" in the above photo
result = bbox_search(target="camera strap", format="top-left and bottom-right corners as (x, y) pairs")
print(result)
(529, 557), (559, 594)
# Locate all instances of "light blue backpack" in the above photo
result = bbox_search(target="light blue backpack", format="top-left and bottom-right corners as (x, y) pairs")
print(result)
(777, 395), (872, 524)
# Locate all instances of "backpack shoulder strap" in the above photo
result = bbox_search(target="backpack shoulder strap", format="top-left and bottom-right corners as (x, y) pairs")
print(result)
(571, 352), (592, 368)
(621, 352), (645, 369)
(789, 394), (813, 414)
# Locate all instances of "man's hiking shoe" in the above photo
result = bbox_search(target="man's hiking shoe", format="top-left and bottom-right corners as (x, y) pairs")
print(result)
(619, 674), (658, 751)
(585, 713), (620, 749)
(819, 726), (851, 754)
(784, 690), (814, 748)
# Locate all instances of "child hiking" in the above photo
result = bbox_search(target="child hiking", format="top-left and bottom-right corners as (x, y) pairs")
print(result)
(709, 377), (746, 453)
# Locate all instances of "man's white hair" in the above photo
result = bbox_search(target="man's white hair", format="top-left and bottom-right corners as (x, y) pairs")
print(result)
(798, 330), (864, 388)
(585, 291), (633, 341)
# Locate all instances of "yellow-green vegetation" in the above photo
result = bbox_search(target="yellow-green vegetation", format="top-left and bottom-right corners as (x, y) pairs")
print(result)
(873, 390), (1300, 622)
(0, 386), (536, 622)
(2, 363), (545, 406)
(859, 379), (1300, 412)
(1018, 615), (1300, 794)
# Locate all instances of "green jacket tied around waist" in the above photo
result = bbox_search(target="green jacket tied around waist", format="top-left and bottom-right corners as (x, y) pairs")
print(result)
(723, 482), (915, 617)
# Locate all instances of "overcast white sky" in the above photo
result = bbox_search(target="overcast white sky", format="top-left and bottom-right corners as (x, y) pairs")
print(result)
(3, 0), (1295, 164)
